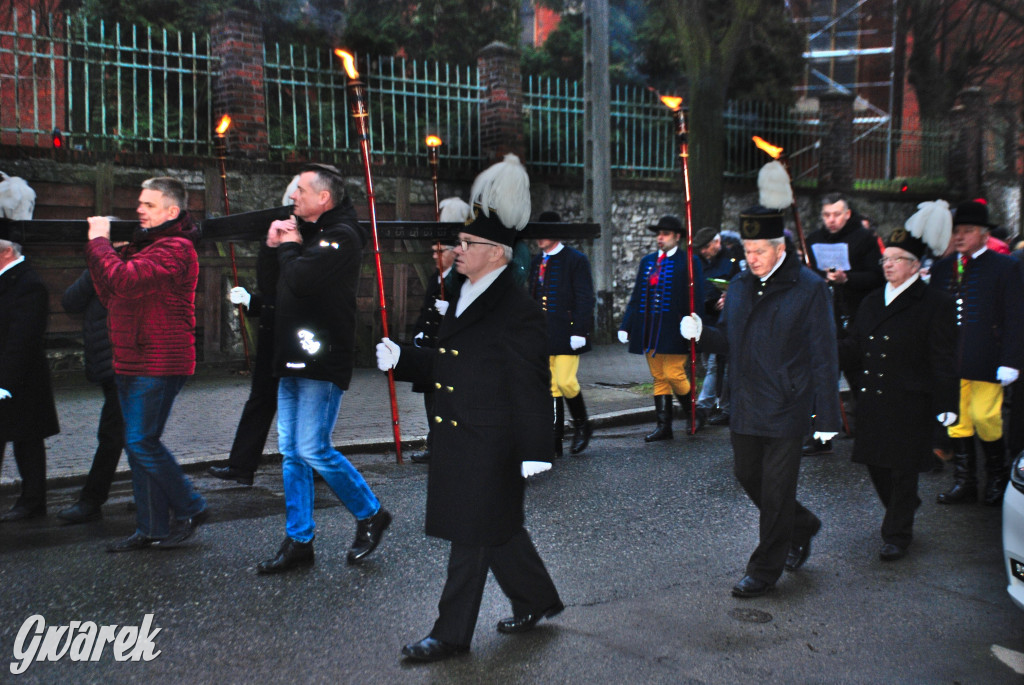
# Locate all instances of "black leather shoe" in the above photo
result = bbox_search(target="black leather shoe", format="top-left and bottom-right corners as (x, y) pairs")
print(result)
(785, 519), (822, 572)
(57, 501), (102, 524)
(153, 508), (210, 549)
(0, 504), (46, 522)
(257, 537), (315, 574)
(410, 449), (431, 464)
(401, 636), (469, 662)
(347, 508), (391, 565)
(731, 575), (774, 598)
(496, 601), (565, 634)
(707, 412), (730, 426)
(208, 465), (254, 486)
(879, 543), (907, 561)
(106, 532), (157, 553)
(802, 438), (833, 456)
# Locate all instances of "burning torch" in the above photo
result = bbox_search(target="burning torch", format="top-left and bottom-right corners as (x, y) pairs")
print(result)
(660, 94), (699, 436)
(752, 135), (809, 266)
(337, 49), (405, 464)
(425, 135), (446, 299)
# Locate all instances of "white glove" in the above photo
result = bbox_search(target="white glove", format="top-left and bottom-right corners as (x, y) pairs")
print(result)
(813, 431), (837, 442)
(617, 330), (629, 344)
(0, 388), (10, 400)
(375, 337), (400, 371)
(434, 298), (449, 316)
(997, 366), (1019, 386)
(521, 461), (552, 478)
(937, 412), (958, 427)
(570, 336), (586, 350)
(413, 331), (425, 348)
(228, 286), (251, 309)
(679, 314), (702, 341)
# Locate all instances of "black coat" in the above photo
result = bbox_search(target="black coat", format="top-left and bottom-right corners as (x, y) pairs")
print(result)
(410, 268), (461, 394)
(806, 216), (884, 330)
(840, 279), (959, 471)
(394, 267), (552, 546)
(62, 269), (114, 384)
(528, 245), (595, 355)
(0, 260), (59, 441)
(701, 251), (841, 438)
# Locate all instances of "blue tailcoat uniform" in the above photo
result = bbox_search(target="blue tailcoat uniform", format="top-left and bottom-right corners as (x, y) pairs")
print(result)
(528, 246), (595, 355)
(620, 248), (703, 355)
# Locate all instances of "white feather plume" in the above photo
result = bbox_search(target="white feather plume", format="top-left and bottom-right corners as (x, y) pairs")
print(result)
(469, 153), (531, 230)
(904, 199), (952, 255)
(0, 172), (36, 220)
(757, 161), (793, 210)
(281, 174), (300, 206)
(438, 196), (471, 223)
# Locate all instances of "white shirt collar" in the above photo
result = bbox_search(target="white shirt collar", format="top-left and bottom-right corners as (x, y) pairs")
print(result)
(971, 246), (987, 260)
(455, 265), (507, 317)
(660, 246), (678, 259)
(543, 242), (564, 256)
(759, 250), (787, 283)
(0, 255), (25, 278)
(884, 272), (920, 305)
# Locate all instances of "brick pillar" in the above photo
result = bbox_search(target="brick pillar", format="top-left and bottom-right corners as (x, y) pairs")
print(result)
(477, 41), (524, 163)
(949, 87), (985, 199)
(817, 90), (855, 193)
(211, 10), (268, 160)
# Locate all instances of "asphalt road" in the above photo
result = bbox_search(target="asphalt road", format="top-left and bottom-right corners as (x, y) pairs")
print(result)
(1, 425), (1022, 684)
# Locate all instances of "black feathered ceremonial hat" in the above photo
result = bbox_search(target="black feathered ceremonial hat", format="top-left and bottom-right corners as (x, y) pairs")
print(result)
(738, 205), (785, 240)
(884, 227), (926, 260)
(465, 154), (531, 247)
(648, 215), (683, 234)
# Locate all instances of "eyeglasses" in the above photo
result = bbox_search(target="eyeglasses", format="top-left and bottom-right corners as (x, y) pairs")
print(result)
(878, 257), (916, 265)
(458, 239), (499, 251)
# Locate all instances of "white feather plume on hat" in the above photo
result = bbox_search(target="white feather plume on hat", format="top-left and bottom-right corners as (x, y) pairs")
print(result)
(470, 153), (531, 230)
(439, 196), (472, 223)
(757, 161), (793, 211)
(904, 199), (952, 255)
(0, 171), (36, 220)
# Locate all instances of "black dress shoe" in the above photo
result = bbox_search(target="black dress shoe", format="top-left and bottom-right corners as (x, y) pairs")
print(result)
(410, 450), (431, 464)
(106, 532), (157, 553)
(0, 505), (46, 522)
(347, 507), (391, 565)
(802, 438), (833, 456)
(257, 537), (315, 574)
(879, 543), (908, 561)
(707, 412), (730, 426)
(57, 501), (102, 525)
(785, 519), (822, 572)
(401, 636), (469, 662)
(208, 465), (254, 486)
(731, 575), (774, 598)
(153, 508), (210, 549)
(496, 601), (565, 634)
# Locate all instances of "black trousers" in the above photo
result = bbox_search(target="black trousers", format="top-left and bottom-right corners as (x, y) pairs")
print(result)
(731, 433), (820, 583)
(0, 439), (47, 511)
(226, 343), (278, 473)
(431, 528), (561, 647)
(421, 391), (435, 450)
(79, 379), (125, 506)
(866, 465), (920, 548)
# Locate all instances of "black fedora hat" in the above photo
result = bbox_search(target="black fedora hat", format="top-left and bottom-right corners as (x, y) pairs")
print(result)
(952, 200), (996, 228)
(648, 215), (683, 234)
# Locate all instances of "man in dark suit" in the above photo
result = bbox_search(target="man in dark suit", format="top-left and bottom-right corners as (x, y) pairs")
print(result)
(0, 229), (59, 521)
(929, 199), (1024, 506)
(378, 154), (562, 663)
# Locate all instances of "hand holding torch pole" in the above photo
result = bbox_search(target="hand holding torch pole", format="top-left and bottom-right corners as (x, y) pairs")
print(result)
(425, 135), (445, 300)
(337, 49), (404, 464)
(215, 114), (252, 371)
(661, 95), (699, 436)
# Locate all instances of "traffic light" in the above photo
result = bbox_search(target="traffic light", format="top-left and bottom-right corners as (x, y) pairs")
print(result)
(51, 128), (64, 148)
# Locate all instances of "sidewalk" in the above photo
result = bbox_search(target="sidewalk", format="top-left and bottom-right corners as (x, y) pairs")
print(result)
(1, 344), (658, 492)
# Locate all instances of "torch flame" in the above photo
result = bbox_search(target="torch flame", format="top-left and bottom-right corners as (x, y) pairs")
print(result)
(660, 95), (683, 111)
(752, 136), (784, 160)
(335, 49), (359, 79)
(215, 115), (231, 136)
(425, 135), (443, 148)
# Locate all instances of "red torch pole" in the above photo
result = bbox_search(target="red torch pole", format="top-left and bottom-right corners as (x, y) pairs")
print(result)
(215, 114), (251, 371)
(338, 50), (404, 464)
(425, 135), (445, 300)
(663, 96), (699, 435)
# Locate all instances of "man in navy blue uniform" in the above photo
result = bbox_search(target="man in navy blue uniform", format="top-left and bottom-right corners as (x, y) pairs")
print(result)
(619, 215), (704, 441)
(529, 211), (596, 456)
(929, 199), (1024, 506)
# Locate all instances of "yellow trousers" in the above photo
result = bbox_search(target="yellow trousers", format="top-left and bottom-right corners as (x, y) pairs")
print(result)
(948, 379), (1003, 441)
(645, 351), (690, 397)
(549, 355), (581, 398)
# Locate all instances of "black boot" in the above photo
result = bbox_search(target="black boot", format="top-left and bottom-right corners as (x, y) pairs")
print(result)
(981, 437), (1009, 506)
(676, 395), (706, 435)
(553, 397), (565, 458)
(937, 437), (978, 504)
(565, 393), (592, 455)
(347, 507), (392, 565)
(257, 536), (315, 574)
(644, 395), (673, 442)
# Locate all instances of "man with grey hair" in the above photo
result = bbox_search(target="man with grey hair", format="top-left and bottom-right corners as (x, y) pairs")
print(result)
(0, 230), (59, 521)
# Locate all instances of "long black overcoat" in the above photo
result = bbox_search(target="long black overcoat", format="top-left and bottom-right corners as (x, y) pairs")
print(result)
(0, 260), (59, 441)
(394, 267), (552, 546)
(841, 279), (959, 471)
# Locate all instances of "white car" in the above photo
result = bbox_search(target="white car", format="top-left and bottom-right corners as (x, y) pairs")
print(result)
(1003, 452), (1024, 610)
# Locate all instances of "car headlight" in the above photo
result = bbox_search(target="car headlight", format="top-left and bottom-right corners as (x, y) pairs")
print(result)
(1012, 452), (1024, 494)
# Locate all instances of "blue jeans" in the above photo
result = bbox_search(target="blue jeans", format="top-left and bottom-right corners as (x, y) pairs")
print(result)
(277, 377), (380, 542)
(697, 353), (730, 415)
(117, 375), (206, 538)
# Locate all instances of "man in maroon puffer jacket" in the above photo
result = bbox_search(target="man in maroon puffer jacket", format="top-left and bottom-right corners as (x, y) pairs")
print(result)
(86, 176), (209, 552)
